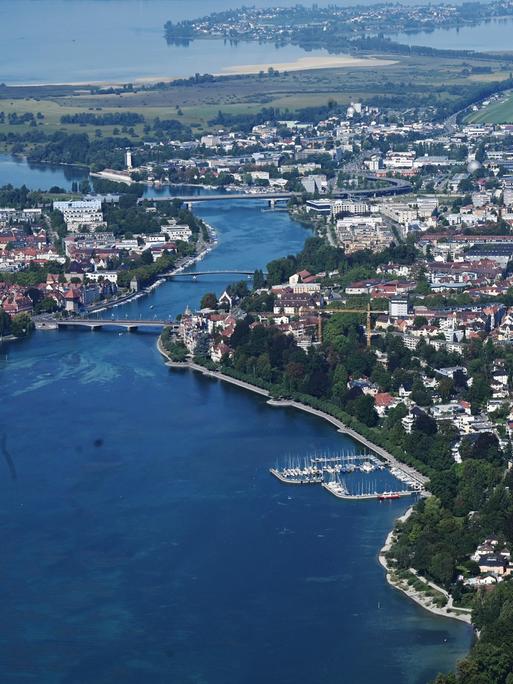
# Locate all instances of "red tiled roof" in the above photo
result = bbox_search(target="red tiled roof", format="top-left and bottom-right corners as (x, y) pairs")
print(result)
(374, 392), (396, 407)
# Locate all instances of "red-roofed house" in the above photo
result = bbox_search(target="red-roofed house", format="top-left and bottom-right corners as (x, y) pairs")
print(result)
(374, 392), (400, 417)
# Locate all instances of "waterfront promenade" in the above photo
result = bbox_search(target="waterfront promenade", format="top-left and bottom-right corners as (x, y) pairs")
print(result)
(157, 338), (428, 489)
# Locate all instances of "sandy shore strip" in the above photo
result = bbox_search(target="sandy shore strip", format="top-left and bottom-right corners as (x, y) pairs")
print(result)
(9, 55), (395, 87)
(379, 510), (473, 625)
(217, 55), (397, 75)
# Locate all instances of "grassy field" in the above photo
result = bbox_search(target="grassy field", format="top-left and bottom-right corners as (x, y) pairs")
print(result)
(0, 98), (148, 140)
(466, 90), (513, 123)
(1, 53), (512, 139)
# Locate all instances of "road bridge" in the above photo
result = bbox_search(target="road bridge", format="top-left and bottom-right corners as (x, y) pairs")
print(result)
(141, 192), (297, 209)
(159, 269), (257, 279)
(57, 319), (179, 333)
(332, 176), (412, 199)
(143, 192), (296, 201)
(142, 177), (412, 207)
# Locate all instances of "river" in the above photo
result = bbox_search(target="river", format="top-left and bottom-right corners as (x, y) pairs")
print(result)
(0, 156), (472, 683)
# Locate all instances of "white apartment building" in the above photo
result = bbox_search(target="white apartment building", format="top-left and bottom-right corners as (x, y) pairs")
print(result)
(383, 151), (416, 169)
(331, 200), (371, 217)
(200, 135), (221, 148)
(53, 200), (105, 233)
(389, 297), (409, 317)
(163, 224), (192, 241)
(379, 203), (418, 224)
(86, 271), (119, 284)
(416, 197), (439, 217)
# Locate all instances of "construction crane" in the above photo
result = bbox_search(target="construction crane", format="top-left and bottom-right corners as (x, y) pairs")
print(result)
(317, 302), (388, 348)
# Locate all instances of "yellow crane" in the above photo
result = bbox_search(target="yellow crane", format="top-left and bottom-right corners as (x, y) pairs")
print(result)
(318, 302), (388, 348)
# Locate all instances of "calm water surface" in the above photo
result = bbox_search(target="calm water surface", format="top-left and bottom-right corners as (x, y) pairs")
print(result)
(392, 17), (513, 52)
(0, 154), (89, 191)
(0, 0), (506, 84)
(0, 157), (472, 682)
(0, 0), (335, 84)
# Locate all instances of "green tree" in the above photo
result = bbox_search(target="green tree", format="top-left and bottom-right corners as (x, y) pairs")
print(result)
(200, 292), (217, 309)
(0, 308), (11, 336)
(429, 551), (455, 586)
(411, 380), (432, 407)
(10, 313), (34, 338)
(230, 318), (251, 348)
(349, 394), (378, 427)
(253, 269), (266, 290)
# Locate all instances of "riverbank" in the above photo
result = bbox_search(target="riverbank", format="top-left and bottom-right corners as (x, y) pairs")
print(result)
(379, 510), (473, 625)
(85, 222), (217, 315)
(157, 341), (269, 397)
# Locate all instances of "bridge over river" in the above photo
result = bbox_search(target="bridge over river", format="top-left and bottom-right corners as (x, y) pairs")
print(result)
(143, 176), (412, 207)
(159, 269), (257, 279)
(142, 192), (297, 207)
(56, 319), (179, 333)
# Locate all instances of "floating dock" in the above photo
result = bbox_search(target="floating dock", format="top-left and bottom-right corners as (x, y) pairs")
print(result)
(270, 451), (423, 501)
(269, 467), (323, 485)
(322, 481), (416, 501)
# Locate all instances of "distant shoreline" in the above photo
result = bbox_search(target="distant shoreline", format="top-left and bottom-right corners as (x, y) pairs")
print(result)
(7, 55), (396, 88)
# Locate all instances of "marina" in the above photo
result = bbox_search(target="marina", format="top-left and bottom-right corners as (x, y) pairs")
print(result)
(270, 451), (424, 501)
(0, 169), (472, 683)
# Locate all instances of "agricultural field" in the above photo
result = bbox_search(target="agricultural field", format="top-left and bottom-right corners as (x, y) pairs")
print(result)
(0, 53), (512, 139)
(466, 90), (513, 123)
(0, 98), (148, 142)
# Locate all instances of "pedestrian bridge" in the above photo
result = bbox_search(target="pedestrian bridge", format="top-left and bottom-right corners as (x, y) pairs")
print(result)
(57, 319), (179, 333)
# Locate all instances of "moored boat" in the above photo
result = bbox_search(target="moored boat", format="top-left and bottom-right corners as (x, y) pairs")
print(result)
(378, 492), (401, 501)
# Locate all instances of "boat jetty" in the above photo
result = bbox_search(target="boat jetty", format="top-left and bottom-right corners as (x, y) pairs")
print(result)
(270, 451), (424, 501)
(322, 477), (418, 501)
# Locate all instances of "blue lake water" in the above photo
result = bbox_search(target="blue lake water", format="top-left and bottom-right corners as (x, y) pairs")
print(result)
(392, 17), (513, 52)
(0, 156), (473, 683)
(0, 0), (337, 84)
(0, 154), (89, 191)
(0, 0), (507, 84)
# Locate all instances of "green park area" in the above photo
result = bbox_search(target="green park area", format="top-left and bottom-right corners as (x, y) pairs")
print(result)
(466, 90), (513, 123)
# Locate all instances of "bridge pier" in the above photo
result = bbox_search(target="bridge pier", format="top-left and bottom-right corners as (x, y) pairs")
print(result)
(126, 325), (138, 332)
(268, 198), (276, 209)
(185, 201), (193, 211)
